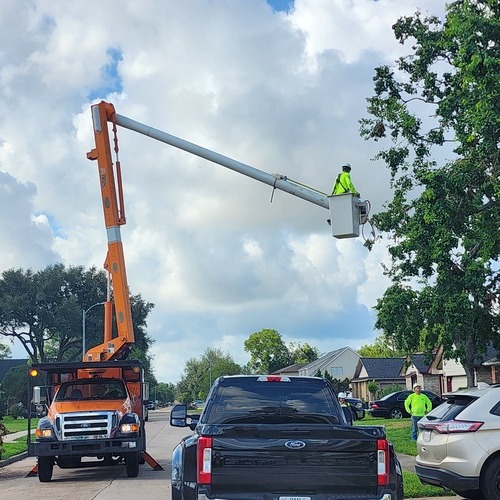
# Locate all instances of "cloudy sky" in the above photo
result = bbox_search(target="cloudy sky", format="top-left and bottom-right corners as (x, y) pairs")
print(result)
(0, 0), (447, 383)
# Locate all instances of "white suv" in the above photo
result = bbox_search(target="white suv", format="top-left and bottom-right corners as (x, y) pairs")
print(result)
(415, 383), (500, 499)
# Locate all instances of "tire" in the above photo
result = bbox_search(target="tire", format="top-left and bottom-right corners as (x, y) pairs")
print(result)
(389, 408), (404, 419)
(38, 456), (54, 482)
(481, 456), (500, 500)
(125, 451), (140, 477)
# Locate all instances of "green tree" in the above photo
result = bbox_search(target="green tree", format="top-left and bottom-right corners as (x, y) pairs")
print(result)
(244, 329), (291, 374)
(288, 342), (320, 364)
(176, 348), (241, 402)
(357, 333), (407, 358)
(360, 1), (500, 387)
(155, 382), (175, 404)
(0, 343), (11, 359)
(0, 265), (155, 370)
(367, 380), (380, 401)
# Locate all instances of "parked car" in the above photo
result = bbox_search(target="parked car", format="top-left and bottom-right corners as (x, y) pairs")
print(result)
(192, 399), (205, 409)
(346, 397), (365, 420)
(369, 390), (443, 419)
(145, 400), (156, 410)
(415, 383), (500, 499)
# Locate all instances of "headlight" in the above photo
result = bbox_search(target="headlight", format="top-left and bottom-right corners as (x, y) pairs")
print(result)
(120, 423), (139, 433)
(36, 416), (55, 440)
(36, 428), (54, 438)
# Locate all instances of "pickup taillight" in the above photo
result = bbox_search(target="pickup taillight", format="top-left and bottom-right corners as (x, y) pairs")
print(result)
(197, 436), (213, 484)
(377, 439), (389, 486)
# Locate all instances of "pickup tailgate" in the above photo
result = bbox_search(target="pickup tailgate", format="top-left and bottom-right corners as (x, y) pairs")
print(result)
(208, 426), (382, 496)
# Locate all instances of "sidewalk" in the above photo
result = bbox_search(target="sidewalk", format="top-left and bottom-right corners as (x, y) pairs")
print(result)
(397, 452), (416, 473)
(0, 429), (33, 468)
(2, 429), (33, 443)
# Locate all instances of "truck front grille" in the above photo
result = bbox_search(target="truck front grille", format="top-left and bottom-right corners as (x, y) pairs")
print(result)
(57, 412), (116, 441)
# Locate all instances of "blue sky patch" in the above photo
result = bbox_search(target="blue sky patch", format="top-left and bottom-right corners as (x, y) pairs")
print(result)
(88, 47), (123, 101)
(267, 0), (294, 13)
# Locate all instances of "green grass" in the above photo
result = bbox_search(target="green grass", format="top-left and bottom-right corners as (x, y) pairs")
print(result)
(1, 416), (36, 433)
(0, 416), (38, 461)
(358, 414), (454, 498)
(1, 436), (28, 460)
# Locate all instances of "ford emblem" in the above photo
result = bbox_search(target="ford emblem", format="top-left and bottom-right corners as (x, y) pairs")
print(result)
(284, 440), (306, 449)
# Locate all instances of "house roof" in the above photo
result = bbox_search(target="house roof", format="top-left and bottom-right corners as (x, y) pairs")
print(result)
(353, 357), (406, 381)
(476, 342), (499, 366)
(271, 363), (306, 374)
(408, 353), (432, 375)
(0, 358), (29, 382)
(301, 347), (360, 374)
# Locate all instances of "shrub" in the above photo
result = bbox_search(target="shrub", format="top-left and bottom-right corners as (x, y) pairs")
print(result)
(379, 384), (405, 398)
(9, 403), (24, 419)
(0, 422), (7, 459)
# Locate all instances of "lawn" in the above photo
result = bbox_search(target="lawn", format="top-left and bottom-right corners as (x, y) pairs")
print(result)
(0, 416), (38, 461)
(358, 414), (454, 498)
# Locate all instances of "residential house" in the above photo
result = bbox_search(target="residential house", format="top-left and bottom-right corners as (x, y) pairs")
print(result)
(402, 353), (441, 395)
(298, 347), (361, 380)
(426, 343), (500, 394)
(351, 357), (406, 402)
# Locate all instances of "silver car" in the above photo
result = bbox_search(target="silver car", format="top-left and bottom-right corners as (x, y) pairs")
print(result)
(415, 383), (500, 499)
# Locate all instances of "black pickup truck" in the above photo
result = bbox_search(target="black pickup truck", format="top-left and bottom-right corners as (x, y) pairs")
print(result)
(170, 375), (403, 500)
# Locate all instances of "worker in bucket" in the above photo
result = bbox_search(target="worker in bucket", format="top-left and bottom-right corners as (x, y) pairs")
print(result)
(332, 163), (359, 196)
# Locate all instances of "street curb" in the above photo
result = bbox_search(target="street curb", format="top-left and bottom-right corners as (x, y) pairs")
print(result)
(0, 451), (28, 467)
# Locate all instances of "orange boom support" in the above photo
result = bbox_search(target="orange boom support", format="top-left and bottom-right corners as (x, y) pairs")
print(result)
(86, 101), (134, 362)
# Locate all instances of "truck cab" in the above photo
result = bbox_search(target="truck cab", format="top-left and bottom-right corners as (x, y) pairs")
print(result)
(28, 360), (148, 482)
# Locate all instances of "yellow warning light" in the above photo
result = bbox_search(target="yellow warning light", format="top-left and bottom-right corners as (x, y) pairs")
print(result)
(132, 366), (141, 374)
(29, 368), (39, 377)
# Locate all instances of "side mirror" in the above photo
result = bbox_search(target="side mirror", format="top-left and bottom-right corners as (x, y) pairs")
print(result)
(33, 386), (42, 405)
(170, 404), (188, 427)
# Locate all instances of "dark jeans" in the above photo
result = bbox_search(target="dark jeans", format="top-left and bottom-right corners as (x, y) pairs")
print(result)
(411, 415), (423, 440)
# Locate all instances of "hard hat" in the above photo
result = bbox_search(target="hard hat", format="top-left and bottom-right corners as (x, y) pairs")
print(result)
(342, 163), (351, 170)
(413, 383), (421, 389)
(338, 392), (347, 399)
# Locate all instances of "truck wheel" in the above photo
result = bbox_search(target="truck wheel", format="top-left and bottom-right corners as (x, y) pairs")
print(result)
(38, 456), (54, 482)
(125, 451), (140, 477)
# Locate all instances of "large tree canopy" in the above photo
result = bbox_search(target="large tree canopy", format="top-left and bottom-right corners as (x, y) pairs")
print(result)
(176, 347), (241, 402)
(0, 264), (155, 367)
(361, 0), (500, 386)
(244, 329), (320, 374)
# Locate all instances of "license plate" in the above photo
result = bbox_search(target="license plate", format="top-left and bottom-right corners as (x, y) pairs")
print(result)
(279, 497), (311, 500)
(422, 430), (431, 442)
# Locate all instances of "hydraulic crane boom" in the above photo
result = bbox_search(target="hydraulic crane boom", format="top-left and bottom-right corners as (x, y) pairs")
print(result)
(85, 101), (366, 361)
(85, 102), (134, 362)
(114, 113), (330, 210)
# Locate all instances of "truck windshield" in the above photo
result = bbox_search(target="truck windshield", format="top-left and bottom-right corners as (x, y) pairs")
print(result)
(203, 377), (340, 425)
(55, 379), (127, 401)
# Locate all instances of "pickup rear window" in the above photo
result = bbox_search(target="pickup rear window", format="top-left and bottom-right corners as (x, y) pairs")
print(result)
(201, 377), (341, 425)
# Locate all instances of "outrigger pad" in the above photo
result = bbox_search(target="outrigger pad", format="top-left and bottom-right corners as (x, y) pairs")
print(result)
(140, 451), (164, 471)
(26, 464), (38, 477)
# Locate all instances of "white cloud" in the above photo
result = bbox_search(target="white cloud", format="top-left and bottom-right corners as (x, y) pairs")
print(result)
(0, 0), (447, 382)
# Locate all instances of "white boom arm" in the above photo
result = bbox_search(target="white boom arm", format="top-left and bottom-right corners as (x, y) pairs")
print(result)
(111, 108), (363, 238)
